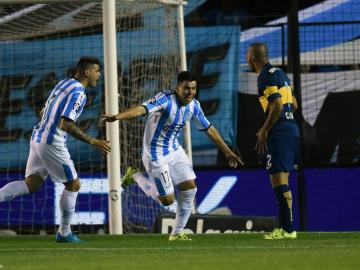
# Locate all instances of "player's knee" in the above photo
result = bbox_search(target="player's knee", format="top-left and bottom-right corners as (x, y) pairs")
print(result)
(64, 178), (81, 192)
(25, 175), (44, 193)
(159, 194), (175, 206)
(161, 198), (175, 206)
(178, 179), (197, 191)
(26, 183), (42, 193)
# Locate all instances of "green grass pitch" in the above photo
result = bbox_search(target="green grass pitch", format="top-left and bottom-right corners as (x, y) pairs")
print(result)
(0, 233), (359, 270)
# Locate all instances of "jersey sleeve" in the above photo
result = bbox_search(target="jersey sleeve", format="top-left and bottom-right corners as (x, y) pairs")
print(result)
(142, 92), (168, 114)
(62, 90), (87, 122)
(191, 101), (211, 131)
(258, 71), (281, 103)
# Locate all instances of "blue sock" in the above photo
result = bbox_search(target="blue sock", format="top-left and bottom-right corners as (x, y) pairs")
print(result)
(273, 186), (284, 229)
(274, 185), (294, 233)
(279, 185), (294, 233)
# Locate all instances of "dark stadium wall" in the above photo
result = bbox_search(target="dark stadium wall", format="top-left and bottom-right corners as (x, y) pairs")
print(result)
(232, 92), (360, 167)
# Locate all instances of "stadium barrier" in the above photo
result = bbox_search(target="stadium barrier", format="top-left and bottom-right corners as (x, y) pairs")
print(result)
(153, 214), (277, 234)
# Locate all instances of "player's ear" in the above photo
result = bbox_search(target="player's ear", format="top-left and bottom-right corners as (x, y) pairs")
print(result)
(85, 69), (90, 77)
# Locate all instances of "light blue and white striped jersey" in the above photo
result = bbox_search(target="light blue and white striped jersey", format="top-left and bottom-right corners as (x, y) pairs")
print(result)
(31, 78), (87, 146)
(142, 90), (211, 162)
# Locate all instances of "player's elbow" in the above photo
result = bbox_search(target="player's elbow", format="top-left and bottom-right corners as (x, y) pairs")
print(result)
(59, 118), (70, 132)
(292, 104), (298, 112)
(292, 95), (298, 112)
(272, 100), (283, 114)
(292, 101), (298, 112)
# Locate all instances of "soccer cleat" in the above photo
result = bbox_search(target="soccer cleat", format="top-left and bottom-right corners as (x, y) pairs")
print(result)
(283, 230), (297, 239)
(121, 167), (137, 189)
(169, 231), (192, 241)
(263, 228), (283, 240)
(56, 232), (84, 243)
(263, 228), (297, 240)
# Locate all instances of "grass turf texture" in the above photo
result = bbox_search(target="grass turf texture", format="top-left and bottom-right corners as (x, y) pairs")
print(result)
(0, 233), (359, 270)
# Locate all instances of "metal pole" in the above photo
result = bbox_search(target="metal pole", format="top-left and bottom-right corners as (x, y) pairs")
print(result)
(177, 2), (198, 214)
(177, 3), (192, 163)
(288, 0), (307, 231)
(103, 0), (122, 235)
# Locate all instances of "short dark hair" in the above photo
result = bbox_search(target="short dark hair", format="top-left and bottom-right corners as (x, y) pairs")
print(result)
(177, 71), (197, 84)
(76, 56), (101, 75)
(249, 43), (269, 62)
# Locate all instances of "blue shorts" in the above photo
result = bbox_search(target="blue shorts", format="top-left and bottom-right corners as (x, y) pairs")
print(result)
(265, 137), (299, 174)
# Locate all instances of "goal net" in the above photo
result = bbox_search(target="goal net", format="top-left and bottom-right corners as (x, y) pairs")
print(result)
(0, 0), (182, 234)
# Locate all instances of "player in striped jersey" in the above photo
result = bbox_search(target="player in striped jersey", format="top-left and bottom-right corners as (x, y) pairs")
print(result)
(103, 71), (243, 240)
(247, 43), (299, 240)
(0, 56), (111, 243)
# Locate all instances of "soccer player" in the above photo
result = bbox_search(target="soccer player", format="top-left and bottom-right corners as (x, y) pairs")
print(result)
(103, 71), (243, 240)
(246, 43), (299, 240)
(0, 56), (111, 243)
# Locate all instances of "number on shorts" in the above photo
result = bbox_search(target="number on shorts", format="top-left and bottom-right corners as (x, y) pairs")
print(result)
(160, 170), (171, 186)
(266, 154), (272, 169)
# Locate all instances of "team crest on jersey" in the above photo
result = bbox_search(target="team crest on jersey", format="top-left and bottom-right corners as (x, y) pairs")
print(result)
(149, 97), (157, 104)
(148, 92), (165, 104)
(73, 101), (81, 112)
(73, 95), (85, 113)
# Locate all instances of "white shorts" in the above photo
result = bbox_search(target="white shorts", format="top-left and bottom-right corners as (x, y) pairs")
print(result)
(142, 147), (196, 196)
(25, 141), (78, 183)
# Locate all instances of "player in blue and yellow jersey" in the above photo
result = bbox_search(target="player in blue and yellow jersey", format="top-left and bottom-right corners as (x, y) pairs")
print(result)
(0, 56), (111, 243)
(247, 43), (299, 240)
(103, 71), (243, 240)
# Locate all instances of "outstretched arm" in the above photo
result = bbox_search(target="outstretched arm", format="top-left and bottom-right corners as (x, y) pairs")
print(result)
(60, 117), (111, 155)
(205, 125), (244, 168)
(102, 105), (147, 122)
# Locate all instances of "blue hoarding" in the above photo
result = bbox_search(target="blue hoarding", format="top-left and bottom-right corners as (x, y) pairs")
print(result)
(1, 167), (359, 231)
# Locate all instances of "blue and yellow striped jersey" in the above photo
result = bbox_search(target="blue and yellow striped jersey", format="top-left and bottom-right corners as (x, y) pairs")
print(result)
(257, 63), (299, 138)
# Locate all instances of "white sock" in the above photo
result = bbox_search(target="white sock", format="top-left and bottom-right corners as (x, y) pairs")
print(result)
(58, 189), (78, 237)
(0, 181), (29, 202)
(133, 172), (160, 202)
(171, 188), (197, 235)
